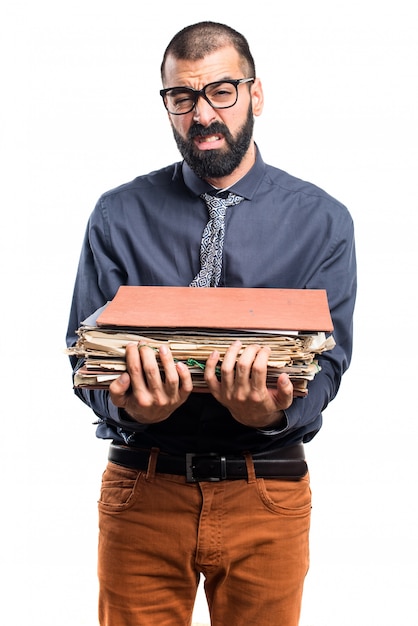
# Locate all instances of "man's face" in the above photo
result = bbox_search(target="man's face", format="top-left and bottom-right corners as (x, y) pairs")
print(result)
(162, 46), (264, 184)
(171, 106), (254, 180)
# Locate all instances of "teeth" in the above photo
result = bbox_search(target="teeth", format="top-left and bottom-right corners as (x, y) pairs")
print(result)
(199, 135), (220, 143)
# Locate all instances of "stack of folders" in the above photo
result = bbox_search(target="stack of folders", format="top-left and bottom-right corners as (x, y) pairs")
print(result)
(66, 286), (336, 397)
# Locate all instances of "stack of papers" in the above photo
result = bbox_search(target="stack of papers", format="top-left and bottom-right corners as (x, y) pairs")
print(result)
(66, 286), (336, 397)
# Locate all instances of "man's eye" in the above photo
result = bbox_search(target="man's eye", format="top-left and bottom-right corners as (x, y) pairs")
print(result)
(208, 84), (234, 100)
(173, 95), (193, 105)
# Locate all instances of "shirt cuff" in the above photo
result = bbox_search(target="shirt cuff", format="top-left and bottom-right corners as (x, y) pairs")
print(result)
(107, 397), (148, 432)
(256, 410), (289, 435)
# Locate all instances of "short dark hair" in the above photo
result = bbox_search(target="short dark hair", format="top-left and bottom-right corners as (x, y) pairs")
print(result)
(160, 21), (256, 84)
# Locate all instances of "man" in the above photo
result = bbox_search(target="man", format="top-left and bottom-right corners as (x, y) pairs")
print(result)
(67, 21), (356, 626)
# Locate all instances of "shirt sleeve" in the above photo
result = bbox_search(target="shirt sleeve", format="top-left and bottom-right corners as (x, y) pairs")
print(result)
(66, 198), (146, 437)
(260, 207), (357, 442)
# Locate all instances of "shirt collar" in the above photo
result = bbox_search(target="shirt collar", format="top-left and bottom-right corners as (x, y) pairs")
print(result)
(182, 144), (266, 200)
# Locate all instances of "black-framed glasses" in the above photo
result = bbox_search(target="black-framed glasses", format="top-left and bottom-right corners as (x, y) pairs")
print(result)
(160, 78), (255, 115)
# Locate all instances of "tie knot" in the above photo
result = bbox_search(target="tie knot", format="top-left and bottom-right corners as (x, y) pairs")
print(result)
(200, 191), (244, 218)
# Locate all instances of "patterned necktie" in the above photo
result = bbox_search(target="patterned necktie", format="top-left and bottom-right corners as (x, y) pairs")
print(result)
(190, 191), (244, 287)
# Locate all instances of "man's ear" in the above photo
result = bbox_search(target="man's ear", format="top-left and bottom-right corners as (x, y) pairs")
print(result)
(251, 78), (264, 117)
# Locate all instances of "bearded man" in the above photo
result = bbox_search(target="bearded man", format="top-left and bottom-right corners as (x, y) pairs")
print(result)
(67, 21), (356, 626)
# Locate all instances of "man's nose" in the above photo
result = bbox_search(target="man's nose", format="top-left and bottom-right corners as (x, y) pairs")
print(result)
(192, 95), (218, 126)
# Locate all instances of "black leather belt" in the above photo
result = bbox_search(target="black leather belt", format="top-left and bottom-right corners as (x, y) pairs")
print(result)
(108, 442), (307, 482)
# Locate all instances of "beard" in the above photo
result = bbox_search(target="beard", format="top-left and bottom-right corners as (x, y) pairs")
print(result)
(171, 106), (254, 179)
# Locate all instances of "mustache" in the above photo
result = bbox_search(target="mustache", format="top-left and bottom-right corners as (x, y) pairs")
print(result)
(188, 122), (230, 140)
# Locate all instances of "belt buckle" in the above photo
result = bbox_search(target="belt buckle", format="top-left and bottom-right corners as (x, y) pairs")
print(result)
(186, 452), (227, 483)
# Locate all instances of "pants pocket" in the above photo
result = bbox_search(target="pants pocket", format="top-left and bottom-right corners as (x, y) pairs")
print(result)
(256, 473), (312, 517)
(98, 461), (142, 512)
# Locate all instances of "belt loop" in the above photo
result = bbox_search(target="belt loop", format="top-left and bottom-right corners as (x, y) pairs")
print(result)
(243, 452), (256, 483)
(146, 447), (160, 482)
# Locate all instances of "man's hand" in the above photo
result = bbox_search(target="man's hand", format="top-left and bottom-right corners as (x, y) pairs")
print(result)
(204, 340), (293, 429)
(109, 343), (193, 424)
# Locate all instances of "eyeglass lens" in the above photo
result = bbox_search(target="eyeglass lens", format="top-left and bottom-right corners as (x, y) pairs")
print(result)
(163, 81), (239, 114)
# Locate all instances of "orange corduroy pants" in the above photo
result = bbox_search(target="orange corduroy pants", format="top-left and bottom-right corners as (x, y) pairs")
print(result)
(98, 453), (311, 626)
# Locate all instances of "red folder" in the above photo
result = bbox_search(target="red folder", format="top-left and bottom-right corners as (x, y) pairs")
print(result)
(96, 286), (333, 332)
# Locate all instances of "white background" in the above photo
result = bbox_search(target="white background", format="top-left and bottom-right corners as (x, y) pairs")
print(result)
(1, 1), (417, 625)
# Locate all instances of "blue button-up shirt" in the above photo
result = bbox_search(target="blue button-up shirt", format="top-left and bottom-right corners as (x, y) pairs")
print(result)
(66, 148), (356, 454)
